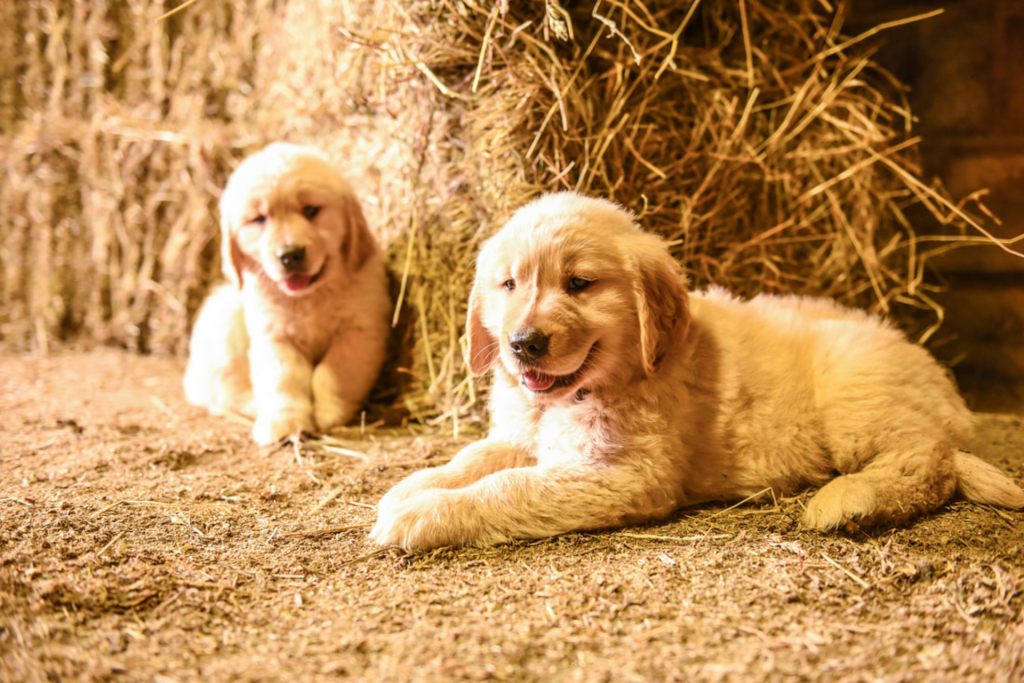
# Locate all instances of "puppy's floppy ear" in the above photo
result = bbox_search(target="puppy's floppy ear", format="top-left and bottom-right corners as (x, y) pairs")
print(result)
(465, 279), (500, 377)
(634, 246), (690, 377)
(220, 215), (245, 289)
(339, 194), (377, 272)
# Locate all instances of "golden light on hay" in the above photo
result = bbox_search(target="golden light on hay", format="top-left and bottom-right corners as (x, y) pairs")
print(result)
(1, 1), (1020, 431)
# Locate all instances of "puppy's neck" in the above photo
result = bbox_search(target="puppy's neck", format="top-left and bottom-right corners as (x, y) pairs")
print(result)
(490, 365), (616, 416)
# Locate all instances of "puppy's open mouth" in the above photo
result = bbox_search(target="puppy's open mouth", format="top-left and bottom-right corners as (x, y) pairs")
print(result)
(520, 343), (597, 393)
(279, 264), (325, 295)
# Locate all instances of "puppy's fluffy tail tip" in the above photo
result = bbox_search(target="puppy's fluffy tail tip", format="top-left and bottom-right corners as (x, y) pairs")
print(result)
(954, 451), (1024, 509)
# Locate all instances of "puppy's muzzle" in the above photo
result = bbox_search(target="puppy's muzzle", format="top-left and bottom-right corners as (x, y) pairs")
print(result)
(277, 246), (306, 272)
(509, 328), (549, 363)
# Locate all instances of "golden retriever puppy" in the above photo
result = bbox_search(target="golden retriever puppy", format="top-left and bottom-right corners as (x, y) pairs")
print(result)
(184, 143), (391, 445)
(371, 192), (1024, 550)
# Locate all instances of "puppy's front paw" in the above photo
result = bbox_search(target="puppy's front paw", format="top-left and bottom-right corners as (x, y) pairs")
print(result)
(311, 365), (358, 432)
(313, 398), (356, 433)
(252, 411), (314, 446)
(803, 475), (878, 530)
(370, 491), (483, 551)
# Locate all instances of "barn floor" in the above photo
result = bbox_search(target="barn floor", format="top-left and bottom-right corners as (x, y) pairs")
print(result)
(1, 350), (1023, 681)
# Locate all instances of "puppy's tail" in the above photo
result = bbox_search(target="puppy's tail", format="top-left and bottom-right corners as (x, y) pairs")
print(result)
(954, 451), (1024, 509)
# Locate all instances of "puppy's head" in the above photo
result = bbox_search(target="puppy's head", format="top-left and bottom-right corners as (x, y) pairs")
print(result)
(466, 192), (689, 403)
(219, 142), (375, 296)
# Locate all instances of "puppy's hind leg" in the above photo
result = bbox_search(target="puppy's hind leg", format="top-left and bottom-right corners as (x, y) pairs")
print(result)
(183, 285), (255, 417)
(803, 442), (958, 530)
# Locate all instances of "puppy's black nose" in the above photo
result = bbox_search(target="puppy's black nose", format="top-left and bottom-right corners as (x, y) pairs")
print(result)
(278, 246), (306, 271)
(509, 329), (549, 362)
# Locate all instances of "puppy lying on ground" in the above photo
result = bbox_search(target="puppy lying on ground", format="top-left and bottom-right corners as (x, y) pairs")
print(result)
(184, 143), (391, 445)
(371, 192), (1024, 550)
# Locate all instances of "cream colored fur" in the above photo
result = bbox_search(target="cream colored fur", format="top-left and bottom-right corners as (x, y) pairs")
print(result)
(184, 143), (391, 445)
(371, 192), (1024, 551)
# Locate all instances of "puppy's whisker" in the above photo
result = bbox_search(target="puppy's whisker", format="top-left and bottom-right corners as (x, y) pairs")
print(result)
(469, 340), (501, 366)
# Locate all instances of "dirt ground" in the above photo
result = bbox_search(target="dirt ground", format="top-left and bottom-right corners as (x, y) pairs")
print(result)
(1, 350), (1023, 682)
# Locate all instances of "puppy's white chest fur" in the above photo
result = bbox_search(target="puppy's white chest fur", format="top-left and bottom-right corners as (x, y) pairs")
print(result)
(488, 372), (625, 468)
(242, 269), (369, 364)
(533, 397), (620, 467)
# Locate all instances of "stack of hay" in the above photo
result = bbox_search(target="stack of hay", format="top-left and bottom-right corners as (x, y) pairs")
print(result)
(0, 0), (1003, 429)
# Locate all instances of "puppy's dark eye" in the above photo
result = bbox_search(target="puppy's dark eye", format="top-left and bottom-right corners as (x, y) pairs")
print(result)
(568, 277), (593, 292)
(503, 279), (516, 292)
(302, 205), (321, 220)
(249, 215), (267, 226)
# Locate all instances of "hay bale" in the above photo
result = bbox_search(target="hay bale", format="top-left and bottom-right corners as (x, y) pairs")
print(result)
(0, 0), (268, 352)
(360, 0), (1016, 427)
(0, 0), (1016, 428)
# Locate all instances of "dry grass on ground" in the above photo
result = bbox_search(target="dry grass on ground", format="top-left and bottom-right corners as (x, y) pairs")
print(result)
(2, 350), (1023, 681)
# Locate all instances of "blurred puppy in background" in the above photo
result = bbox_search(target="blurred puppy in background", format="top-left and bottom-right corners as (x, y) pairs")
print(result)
(371, 192), (1024, 550)
(184, 143), (391, 445)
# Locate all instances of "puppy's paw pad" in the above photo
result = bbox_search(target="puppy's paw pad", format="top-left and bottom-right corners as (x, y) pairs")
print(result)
(252, 412), (314, 446)
(803, 476), (878, 530)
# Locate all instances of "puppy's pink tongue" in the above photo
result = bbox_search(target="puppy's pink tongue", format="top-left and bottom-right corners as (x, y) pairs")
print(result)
(282, 274), (312, 293)
(522, 371), (556, 392)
